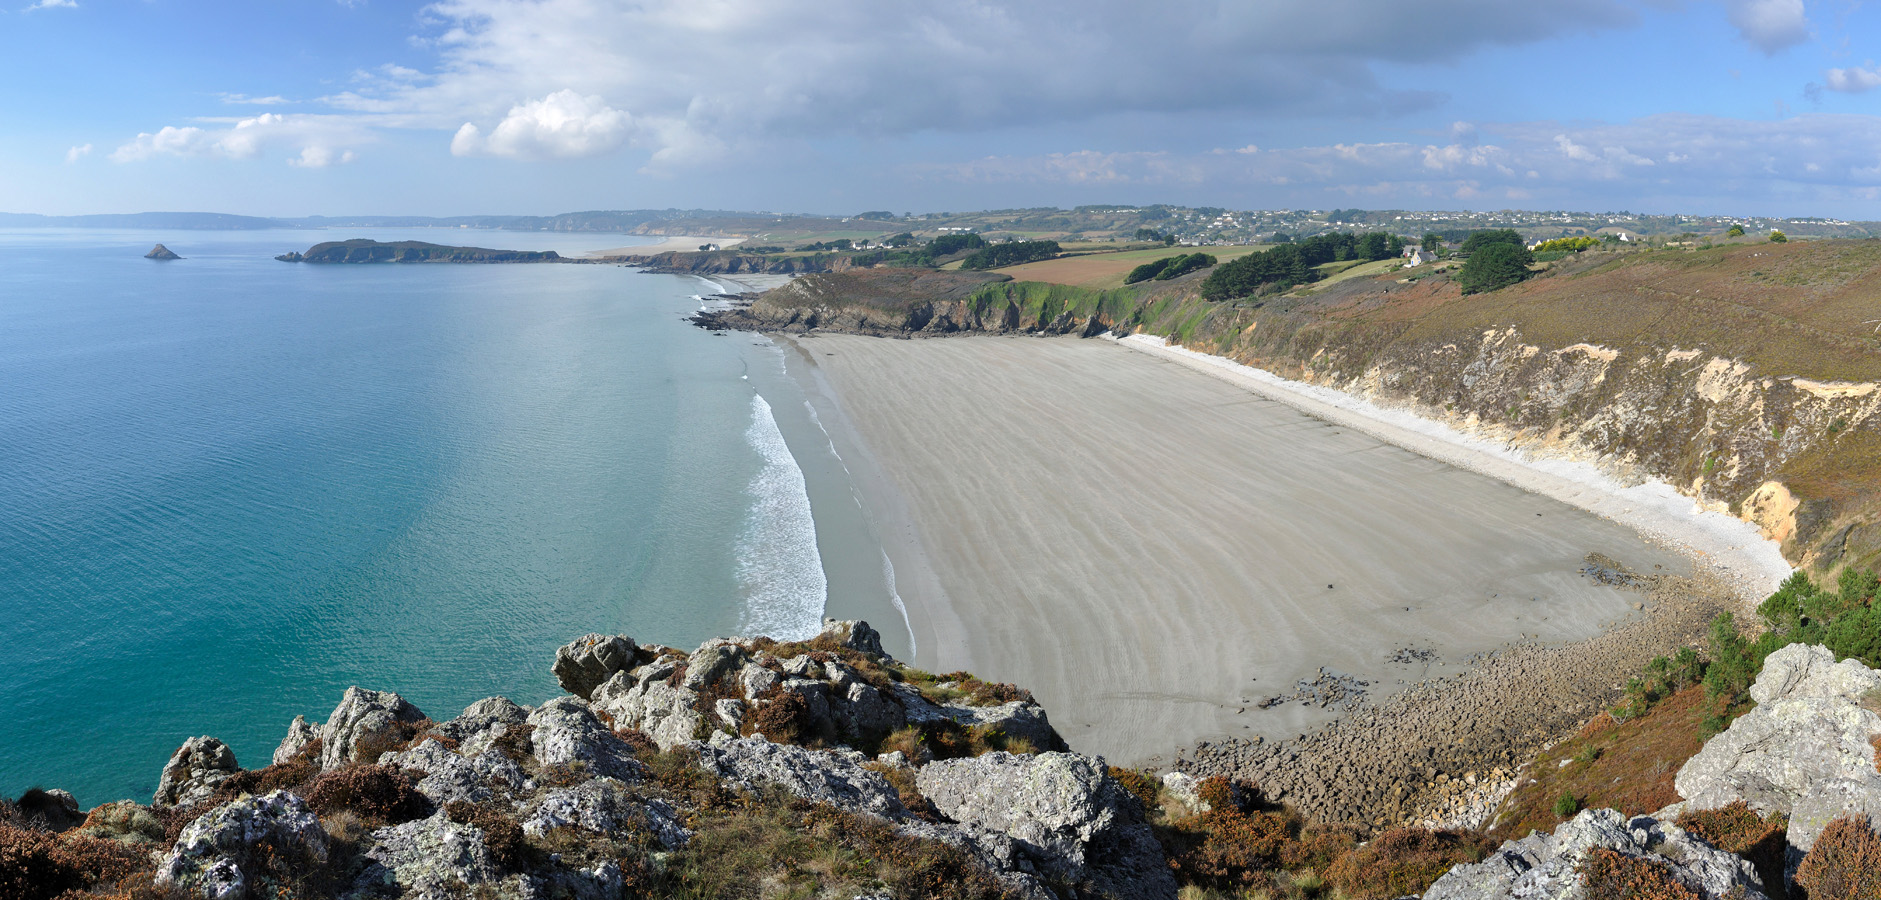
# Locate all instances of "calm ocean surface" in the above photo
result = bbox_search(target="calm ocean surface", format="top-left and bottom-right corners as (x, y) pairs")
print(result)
(0, 228), (869, 806)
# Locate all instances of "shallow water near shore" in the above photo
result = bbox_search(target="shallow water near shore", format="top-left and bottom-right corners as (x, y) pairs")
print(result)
(0, 229), (896, 806)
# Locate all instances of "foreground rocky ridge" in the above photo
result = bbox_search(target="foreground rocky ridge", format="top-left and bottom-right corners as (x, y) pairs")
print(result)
(9, 627), (1880, 900)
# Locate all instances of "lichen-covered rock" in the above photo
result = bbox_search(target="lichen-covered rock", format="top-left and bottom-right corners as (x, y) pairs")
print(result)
(552, 633), (640, 700)
(833, 681), (904, 743)
(318, 687), (428, 771)
(527, 696), (646, 781)
(1673, 644), (1881, 853)
(682, 639), (750, 691)
(379, 739), (526, 807)
(273, 716), (319, 765)
(915, 751), (1177, 900)
(153, 736), (241, 808)
(1422, 808), (1766, 900)
(591, 662), (704, 751)
(157, 790), (330, 898)
(818, 618), (890, 661)
(431, 696), (531, 758)
(693, 736), (907, 820)
(890, 682), (1066, 752)
(77, 800), (164, 846)
(521, 776), (690, 849)
(355, 811), (498, 896)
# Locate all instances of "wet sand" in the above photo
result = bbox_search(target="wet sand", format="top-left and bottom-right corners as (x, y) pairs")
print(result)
(784, 333), (1699, 767)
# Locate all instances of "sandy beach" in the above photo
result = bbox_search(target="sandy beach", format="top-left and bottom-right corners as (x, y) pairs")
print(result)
(776, 333), (1776, 768)
(584, 235), (746, 257)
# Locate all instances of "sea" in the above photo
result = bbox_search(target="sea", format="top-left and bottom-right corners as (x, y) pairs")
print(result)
(0, 228), (902, 807)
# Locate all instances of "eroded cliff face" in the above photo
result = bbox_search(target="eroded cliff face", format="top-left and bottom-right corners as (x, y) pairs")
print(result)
(1207, 317), (1881, 572)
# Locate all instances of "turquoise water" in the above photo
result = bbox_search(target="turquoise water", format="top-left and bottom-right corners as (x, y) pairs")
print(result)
(0, 229), (872, 806)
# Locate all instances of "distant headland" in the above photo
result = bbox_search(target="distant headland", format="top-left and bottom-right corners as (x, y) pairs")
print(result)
(275, 239), (561, 264)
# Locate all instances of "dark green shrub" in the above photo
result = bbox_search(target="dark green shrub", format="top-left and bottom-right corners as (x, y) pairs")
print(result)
(1553, 790), (1580, 818)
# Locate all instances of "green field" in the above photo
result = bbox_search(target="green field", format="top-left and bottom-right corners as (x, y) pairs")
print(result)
(993, 244), (1271, 289)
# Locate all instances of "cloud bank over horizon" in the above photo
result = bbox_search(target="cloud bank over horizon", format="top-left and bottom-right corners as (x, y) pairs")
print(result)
(10, 0), (1881, 217)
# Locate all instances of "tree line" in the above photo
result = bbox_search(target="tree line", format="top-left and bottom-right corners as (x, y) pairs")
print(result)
(1124, 252), (1217, 285)
(1199, 232), (1403, 300)
(962, 240), (1062, 270)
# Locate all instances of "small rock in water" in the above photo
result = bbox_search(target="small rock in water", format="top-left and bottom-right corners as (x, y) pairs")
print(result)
(145, 243), (181, 260)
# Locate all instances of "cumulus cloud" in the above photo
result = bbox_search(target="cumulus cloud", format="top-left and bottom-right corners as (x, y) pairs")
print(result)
(111, 114), (369, 164)
(1727, 0), (1810, 53)
(64, 143), (92, 164)
(24, 0), (77, 9)
(450, 90), (633, 159)
(1823, 65), (1881, 92)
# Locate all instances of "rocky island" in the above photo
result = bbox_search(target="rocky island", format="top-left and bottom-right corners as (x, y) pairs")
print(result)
(144, 244), (181, 260)
(275, 240), (562, 264)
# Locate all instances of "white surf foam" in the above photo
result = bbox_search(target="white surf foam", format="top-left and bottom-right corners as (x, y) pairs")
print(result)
(1116, 333), (1794, 604)
(735, 393), (829, 640)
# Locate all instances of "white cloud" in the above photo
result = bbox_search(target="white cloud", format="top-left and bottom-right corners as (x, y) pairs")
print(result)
(220, 94), (291, 106)
(24, 0), (77, 9)
(288, 146), (356, 168)
(450, 90), (633, 159)
(64, 143), (91, 164)
(1727, 0), (1810, 54)
(111, 114), (370, 164)
(1823, 65), (1881, 92)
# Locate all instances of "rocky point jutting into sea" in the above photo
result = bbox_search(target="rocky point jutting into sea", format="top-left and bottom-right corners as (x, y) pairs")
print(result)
(6, 618), (1880, 898)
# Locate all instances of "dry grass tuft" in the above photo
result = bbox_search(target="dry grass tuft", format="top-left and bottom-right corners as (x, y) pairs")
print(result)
(1577, 847), (1702, 899)
(1323, 828), (1492, 900)
(302, 764), (432, 825)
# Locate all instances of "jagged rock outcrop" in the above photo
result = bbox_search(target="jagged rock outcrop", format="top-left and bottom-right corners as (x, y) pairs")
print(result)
(526, 696), (646, 781)
(318, 687), (428, 770)
(1423, 808), (1767, 900)
(1671, 643), (1881, 854)
(145, 244), (181, 260)
(917, 751), (1179, 900)
(552, 633), (640, 699)
(429, 696), (530, 758)
(693, 736), (907, 820)
(153, 737), (241, 808)
(157, 791), (330, 899)
(272, 716), (318, 765)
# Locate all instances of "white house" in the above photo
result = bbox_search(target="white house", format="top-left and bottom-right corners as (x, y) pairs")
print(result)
(1403, 249), (1437, 267)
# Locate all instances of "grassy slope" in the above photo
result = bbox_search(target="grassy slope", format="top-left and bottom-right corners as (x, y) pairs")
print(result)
(992, 245), (1270, 289)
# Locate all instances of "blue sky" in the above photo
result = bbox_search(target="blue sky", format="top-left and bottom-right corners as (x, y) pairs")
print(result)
(4, 0), (1881, 218)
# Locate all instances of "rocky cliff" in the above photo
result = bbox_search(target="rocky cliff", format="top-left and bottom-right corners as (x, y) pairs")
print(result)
(620, 250), (851, 276)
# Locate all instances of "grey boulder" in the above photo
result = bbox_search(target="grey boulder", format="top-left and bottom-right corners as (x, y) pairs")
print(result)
(552, 634), (640, 700)
(379, 739), (526, 807)
(1673, 643), (1881, 853)
(355, 811), (499, 897)
(319, 687), (428, 771)
(916, 751), (1177, 900)
(431, 696), (531, 758)
(692, 736), (906, 820)
(157, 790), (330, 899)
(1422, 808), (1766, 900)
(153, 737), (241, 808)
(521, 776), (690, 849)
(526, 696), (646, 781)
(591, 659), (704, 751)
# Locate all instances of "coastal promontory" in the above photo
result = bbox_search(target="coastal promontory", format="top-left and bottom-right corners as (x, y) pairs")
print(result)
(275, 239), (561, 264)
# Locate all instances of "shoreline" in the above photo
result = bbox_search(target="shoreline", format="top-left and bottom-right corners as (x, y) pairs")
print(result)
(1114, 333), (1793, 605)
(585, 234), (747, 257)
(780, 332), (1705, 770)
